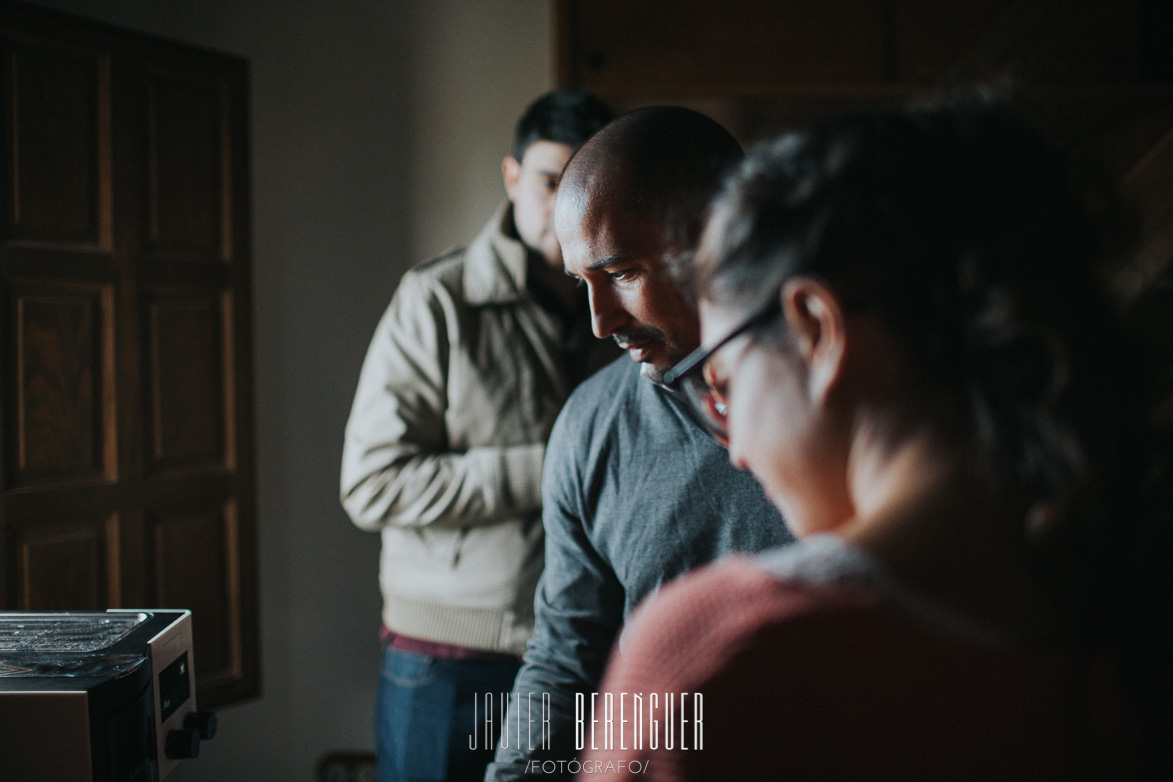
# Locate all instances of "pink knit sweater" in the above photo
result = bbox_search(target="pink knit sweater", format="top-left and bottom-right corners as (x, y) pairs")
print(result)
(580, 554), (1135, 781)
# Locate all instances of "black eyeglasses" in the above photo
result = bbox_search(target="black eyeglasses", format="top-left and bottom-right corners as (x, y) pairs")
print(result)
(662, 298), (781, 439)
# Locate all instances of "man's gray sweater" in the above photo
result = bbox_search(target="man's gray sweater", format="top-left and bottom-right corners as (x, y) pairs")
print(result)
(486, 356), (792, 781)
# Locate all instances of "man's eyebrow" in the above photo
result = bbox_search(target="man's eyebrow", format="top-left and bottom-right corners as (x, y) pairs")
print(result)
(586, 255), (629, 271)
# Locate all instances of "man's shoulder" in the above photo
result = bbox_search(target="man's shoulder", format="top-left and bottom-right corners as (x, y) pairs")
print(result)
(405, 205), (507, 287)
(544, 357), (703, 485)
(403, 246), (468, 293)
(541, 357), (640, 468)
(384, 246), (483, 323)
(403, 206), (525, 309)
(561, 356), (644, 418)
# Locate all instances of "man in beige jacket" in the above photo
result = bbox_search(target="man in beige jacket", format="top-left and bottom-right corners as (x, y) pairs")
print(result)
(341, 90), (614, 782)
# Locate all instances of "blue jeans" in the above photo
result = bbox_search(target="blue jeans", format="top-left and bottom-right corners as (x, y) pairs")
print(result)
(376, 646), (521, 782)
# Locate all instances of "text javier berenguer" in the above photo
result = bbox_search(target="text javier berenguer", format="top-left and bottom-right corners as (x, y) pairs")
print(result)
(470, 691), (703, 753)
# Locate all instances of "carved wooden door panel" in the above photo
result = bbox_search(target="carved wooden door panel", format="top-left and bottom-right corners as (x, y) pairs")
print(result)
(0, 5), (257, 708)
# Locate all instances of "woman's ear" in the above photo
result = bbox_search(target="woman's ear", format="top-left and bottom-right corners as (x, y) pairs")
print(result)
(780, 278), (847, 405)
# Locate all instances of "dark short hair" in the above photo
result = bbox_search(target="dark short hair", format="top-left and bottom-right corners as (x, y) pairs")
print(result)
(512, 89), (614, 162)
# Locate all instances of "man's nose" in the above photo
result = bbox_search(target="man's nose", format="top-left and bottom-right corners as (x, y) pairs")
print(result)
(587, 283), (625, 339)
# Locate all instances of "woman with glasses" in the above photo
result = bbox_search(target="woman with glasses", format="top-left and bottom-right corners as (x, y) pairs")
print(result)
(580, 102), (1170, 780)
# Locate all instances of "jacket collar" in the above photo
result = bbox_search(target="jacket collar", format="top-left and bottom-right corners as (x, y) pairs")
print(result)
(464, 201), (531, 306)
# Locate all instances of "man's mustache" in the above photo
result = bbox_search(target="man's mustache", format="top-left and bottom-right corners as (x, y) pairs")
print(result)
(612, 327), (664, 349)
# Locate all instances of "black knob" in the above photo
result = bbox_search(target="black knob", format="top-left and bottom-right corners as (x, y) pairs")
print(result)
(165, 728), (201, 759)
(184, 711), (218, 740)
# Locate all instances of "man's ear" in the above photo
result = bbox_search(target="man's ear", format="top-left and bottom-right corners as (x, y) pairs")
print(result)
(780, 277), (847, 405)
(502, 156), (521, 200)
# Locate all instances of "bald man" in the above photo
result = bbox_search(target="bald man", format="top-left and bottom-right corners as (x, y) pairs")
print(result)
(486, 107), (792, 781)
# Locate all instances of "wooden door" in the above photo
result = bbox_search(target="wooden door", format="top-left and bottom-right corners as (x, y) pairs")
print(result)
(0, 4), (257, 708)
(555, 0), (1173, 297)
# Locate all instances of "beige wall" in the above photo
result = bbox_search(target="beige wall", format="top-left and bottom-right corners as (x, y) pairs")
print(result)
(17, 1), (553, 779)
(407, 1), (555, 258)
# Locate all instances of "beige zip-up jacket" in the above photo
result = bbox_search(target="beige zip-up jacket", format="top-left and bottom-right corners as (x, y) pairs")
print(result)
(341, 204), (608, 653)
